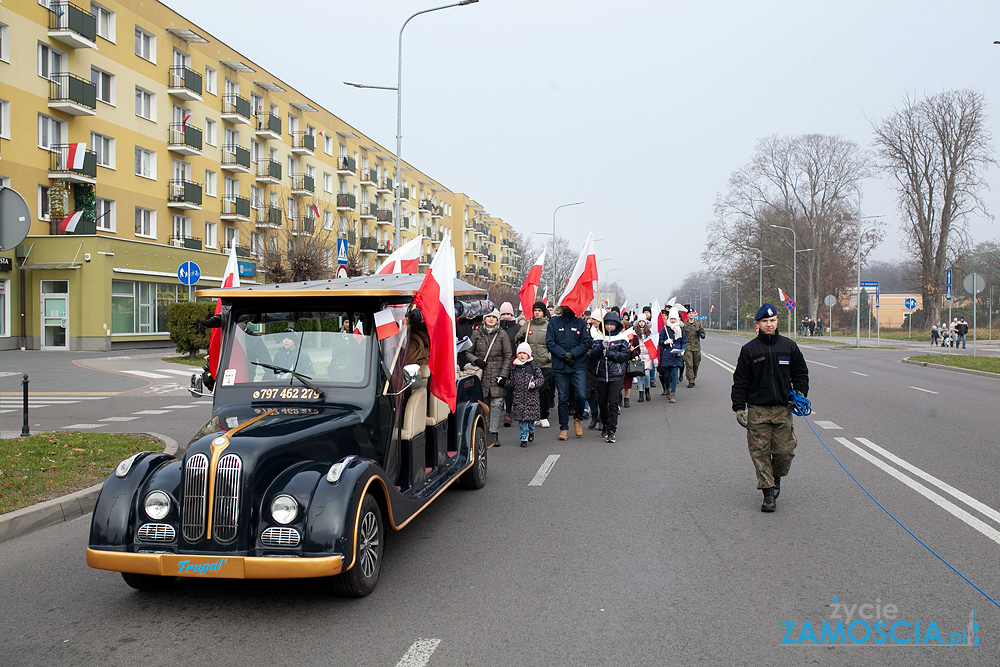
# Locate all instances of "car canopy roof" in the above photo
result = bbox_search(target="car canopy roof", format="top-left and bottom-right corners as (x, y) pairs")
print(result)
(196, 273), (487, 300)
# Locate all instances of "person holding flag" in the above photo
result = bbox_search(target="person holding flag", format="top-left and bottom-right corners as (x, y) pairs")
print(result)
(460, 308), (512, 446)
(657, 307), (686, 403)
(515, 300), (553, 428)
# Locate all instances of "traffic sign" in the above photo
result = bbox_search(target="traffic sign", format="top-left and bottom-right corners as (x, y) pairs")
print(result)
(0, 187), (31, 251)
(785, 299), (795, 311)
(945, 269), (952, 301)
(963, 273), (986, 295)
(337, 238), (349, 265)
(177, 261), (201, 286)
(904, 297), (917, 309)
(336, 265), (349, 279)
(823, 294), (837, 307)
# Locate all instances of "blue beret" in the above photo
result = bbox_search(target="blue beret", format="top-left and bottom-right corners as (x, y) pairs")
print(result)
(755, 303), (778, 320)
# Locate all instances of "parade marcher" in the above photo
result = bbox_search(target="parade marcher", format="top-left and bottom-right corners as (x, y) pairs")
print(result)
(632, 319), (655, 402)
(657, 309), (686, 403)
(498, 301), (521, 427)
(731, 303), (810, 513)
(515, 300), (553, 428)
(545, 304), (592, 440)
(589, 310), (631, 443)
(682, 306), (705, 388)
(585, 312), (603, 431)
(503, 342), (545, 447)
(460, 308), (513, 446)
(621, 314), (636, 408)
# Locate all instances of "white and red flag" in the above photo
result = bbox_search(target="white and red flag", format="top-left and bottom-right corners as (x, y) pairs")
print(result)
(541, 285), (548, 306)
(375, 235), (422, 275)
(651, 298), (663, 333)
(643, 335), (659, 365)
(311, 203), (320, 219)
(66, 142), (87, 170)
(207, 245), (241, 381)
(414, 230), (457, 411)
(374, 308), (401, 340)
(620, 299), (628, 314)
(710, 304), (716, 313)
(352, 320), (365, 344)
(181, 113), (192, 129)
(557, 230), (598, 316)
(778, 288), (790, 303)
(518, 248), (545, 317)
(60, 211), (83, 233)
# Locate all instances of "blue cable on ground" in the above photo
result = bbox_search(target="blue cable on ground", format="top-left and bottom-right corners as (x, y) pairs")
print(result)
(704, 343), (1000, 611)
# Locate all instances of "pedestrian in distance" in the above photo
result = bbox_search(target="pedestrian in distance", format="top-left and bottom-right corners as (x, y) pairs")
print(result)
(585, 312), (604, 431)
(621, 314), (637, 408)
(502, 342), (545, 447)
(930, 324), (939, 346)
(589, 310), (631, 443)
(957, 317), (969, 349)
(682, 305), (705, 388)
(460, 308), (513, 446)
(515, 300), (553, 429)
(545, 304), (593, 440)
(498, 301), (520, 428)
(657, 309), (686, 403)
(731, 303), (809, 513)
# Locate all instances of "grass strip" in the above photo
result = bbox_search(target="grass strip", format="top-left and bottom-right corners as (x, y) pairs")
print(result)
(908, 354), (1000, 374)
(162, 353), (206, 367)
(0, 432), (161, 514)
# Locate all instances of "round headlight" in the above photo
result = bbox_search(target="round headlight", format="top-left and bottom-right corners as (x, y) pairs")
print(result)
(144, 490), (171, 520)
(270, 494), (299, 525)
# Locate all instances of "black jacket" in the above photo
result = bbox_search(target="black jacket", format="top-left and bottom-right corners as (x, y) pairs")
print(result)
(731, 331), (808, 410)
(546, 312), (592, 372)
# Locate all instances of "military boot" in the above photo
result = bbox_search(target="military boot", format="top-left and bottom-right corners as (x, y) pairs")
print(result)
(645, 387), (651, 401)
(772, 475), (781, 500)
(637, 391), (644, 403)
(761, 487), (776, 512)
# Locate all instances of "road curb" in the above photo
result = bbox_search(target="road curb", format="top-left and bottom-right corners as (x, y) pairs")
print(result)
(901, 357), (1000, 380)
(0, 432), (179, 545)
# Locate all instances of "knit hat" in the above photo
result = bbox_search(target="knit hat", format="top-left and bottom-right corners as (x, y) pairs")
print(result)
(754, 303), (778, 320)
(483, 308), (501, 320)
(532, 300), (547, 313)
(516, 342), (532, 358)
(499, 301), (515, 319)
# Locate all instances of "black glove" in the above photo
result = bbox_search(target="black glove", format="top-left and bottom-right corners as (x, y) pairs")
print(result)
(473, 359), (487, 370)
(202, 364), (216, 392)
(497, 376), (507, 388)
(562, 351), (575, 364)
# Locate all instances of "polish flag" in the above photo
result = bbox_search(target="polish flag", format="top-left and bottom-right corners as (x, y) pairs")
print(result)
(311, 203), (320, 219)
(414, 230), (457, 411)
(374, 308), (400, 340)
(67, 142), (87, 170)
(375, 235), (422, 274)
(60, 211), (83, 233)
(352, 320), (365, 344)
(541, 285), (548, 306)
(207, 245), (241, 382)
(181, 113), (192, 129)
(557, 230), (598, 316)
(620, 299), (628, 314)
(518, 249), (545, 317)
(710, 304), (716, 313)
(779, 288), (790, 302)
(643, 335), (659, 364)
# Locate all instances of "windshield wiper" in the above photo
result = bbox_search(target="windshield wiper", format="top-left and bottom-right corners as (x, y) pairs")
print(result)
(251, 362), (326, 399)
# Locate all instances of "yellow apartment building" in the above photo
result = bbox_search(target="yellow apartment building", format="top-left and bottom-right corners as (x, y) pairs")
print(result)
(0, 0), (517, 350)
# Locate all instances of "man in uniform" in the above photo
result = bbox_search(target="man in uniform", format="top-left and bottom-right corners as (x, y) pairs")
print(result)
(731, 303), (809, 512)
(682, 305), (705, 388)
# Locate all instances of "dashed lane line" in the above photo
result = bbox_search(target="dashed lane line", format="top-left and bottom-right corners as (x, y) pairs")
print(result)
(806, 359), (838, 369)
(157, 368), (199, 377)
(133, 409), (171, 415)
(395, 639), (441, 667)
(100, 416), (141, 422)
(851, 371), (869, 377)
(910, 386), (939, 395)
(120, 370), (174, 379)
(62, 424), (103, 429)
(161, 404), (200, 409)
(529, 455), (561, 486)
(813, 421), (842, 430)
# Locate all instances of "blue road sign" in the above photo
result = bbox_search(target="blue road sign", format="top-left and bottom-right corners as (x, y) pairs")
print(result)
(337, 238), (349, 265)
(785, 299), (795, 311)
(177, 261), (201, 286)
(945, 268), (952, 301)
(904, 297), (917, 310)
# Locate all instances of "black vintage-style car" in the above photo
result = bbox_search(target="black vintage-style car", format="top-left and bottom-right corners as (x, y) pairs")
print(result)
(87, 274), (492, 596)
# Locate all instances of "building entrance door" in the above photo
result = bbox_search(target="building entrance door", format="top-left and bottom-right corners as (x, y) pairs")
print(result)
(41, 280), (69, 350)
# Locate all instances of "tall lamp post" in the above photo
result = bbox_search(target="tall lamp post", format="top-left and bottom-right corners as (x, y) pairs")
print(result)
(604, 268), (620, 308)
(551, 201), (584, 296)
(345, 0), (479, 251)
(770, 224), (812, 336)
(691, 287), (703, 319)
(749, 248), (764, 307)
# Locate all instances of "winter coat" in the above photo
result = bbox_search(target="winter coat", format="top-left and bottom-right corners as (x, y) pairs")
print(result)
(500, 318), (520, 349)
(507, 359), (545, 421)
(546, 311), (592, 373)
(272, 346), (314, 375)
(460, 325), (513, 399)
(731, 331), (809, 409)
(657, 325), (687, 368)
(515, 317), (551, 368)
(589, 334), (631, 382)
(636, 332), (655, 370)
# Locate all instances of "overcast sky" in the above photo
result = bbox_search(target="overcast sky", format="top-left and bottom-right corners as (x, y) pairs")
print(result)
(167, 0), (1000, 306)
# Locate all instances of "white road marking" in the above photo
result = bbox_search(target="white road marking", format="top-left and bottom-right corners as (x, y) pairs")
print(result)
(121, 370), (173, 379)
(133, 409), (171, 415)
(395, 639), (441, 667)
(100, 416), (141, 422)
(813, 421), (842, 430)
(62, 424), (102, 429)
(529, 455), (561, 486)
(703, 352), (736, 374)
(161, 404), (200, 409)
(854, 437), (1000, 525)
(193, 400), (214, 405)
(157, 368), (198, 377)
(910, 386), (939, 395)
(833, 437), (1000, 546)
(851, 371), (868, 377)
(806, 359), (838, 369)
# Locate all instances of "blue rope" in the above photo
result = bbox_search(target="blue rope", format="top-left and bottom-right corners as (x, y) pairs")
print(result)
(704, 344), (1000, 610)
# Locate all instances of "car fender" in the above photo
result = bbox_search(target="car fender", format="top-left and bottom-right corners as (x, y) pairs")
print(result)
(89, 452), (177, 548)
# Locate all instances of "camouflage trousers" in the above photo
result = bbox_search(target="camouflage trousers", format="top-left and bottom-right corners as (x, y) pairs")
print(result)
(746, 404), (796, 489)
(683, 350), (701, 382)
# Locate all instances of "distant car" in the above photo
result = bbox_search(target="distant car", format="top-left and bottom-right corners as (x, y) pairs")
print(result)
(87, 274), (491, 596)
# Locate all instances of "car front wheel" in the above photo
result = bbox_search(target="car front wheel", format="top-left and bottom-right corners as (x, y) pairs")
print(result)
(460, 415), (487, 490)
(331, 493), (384, 597)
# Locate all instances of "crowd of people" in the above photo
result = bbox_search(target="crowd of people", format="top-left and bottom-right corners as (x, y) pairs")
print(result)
(799, 317), (824, 336)
(930, 317), (969, 348)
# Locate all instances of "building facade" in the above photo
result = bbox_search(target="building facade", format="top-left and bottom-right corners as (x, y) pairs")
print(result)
(0, 0), (517, 350)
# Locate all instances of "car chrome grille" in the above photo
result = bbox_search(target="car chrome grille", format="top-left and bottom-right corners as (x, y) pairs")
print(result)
(261, 527), (301, 547)
(212, 453), (242, 543)
(137, 523), (176, 542)
(182, 453), (209, 541)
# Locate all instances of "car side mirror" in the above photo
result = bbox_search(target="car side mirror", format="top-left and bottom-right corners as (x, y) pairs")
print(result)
(189, 373), (210, 398)
(403, 363), (422, 390)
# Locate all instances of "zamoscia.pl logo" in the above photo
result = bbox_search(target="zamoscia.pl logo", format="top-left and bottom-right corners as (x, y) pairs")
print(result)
(177, 558), (228, 575)
(781, 597), (979, 646)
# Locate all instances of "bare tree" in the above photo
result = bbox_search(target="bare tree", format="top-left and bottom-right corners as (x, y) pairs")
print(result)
(242, 189), (338, 283)
(872, 89), (995, 326)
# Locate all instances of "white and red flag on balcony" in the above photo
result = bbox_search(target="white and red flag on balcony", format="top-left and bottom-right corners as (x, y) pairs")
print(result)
(557, 230), (598, 316)
(374, 308), (401, 340)
(311, 203), (320, 219)
(60, 211), (83, 233)
(207, 245), (241, 382)
(375, 235), (422, 274)
(181, 113), (192, 129)
(67, 143), (87, 170)
(518, 248), (545, 317)
(414, 230), (457, 411)
(778, 288), (790, 303)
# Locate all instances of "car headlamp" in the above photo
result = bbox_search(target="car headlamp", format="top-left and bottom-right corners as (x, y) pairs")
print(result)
(115, 452), (148, 478)
(143, 490), (171, 520)
(270, 494), (299, 525)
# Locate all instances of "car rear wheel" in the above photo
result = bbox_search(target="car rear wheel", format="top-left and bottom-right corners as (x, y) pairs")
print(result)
(121, 572), (176, 591)
(460, 415), (487, 490)
(331, 493), (383, 597)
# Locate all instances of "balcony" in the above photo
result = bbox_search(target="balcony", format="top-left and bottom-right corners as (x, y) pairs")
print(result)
(401, 187), (410, 200)
(359, 203), (377, 220)
(420, 255), (431, 266)
(169, 235), (203, 250)
(337, 156), (357, 176)
(359, 236), (378, 253)
(255, 159), (281, 185)
(431, 205), (443, 219)
(168, 66), (203, 102)
(376, 209), (393, 225)
(336, 193), (356, 211)
(221, 94), (252, 125)
(290, 132), (315, 157)
(290, 174), (314, 196)
(342, 231), (357, 245)
(167, 123), (203, 156)
(294, 217), (315, 237)
(256, 206), (282, 228)
(48, 144), (96, 184)
(419, 199), (434, 213)
(376, 242), (391, 256)
(377, 178), (392, 195)
(400, 216), (410, 230)
(47, 2), (97, 49)
(221, 144), (251, 173)
(221, 196), (251, 222)
(167, 180), (203, 210)
(361, 169), (378, 187)
(254, 112), (281, 140)
(48, 73), (96, 115)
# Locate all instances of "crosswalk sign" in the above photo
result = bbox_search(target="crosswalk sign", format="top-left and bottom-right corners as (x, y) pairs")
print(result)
(337, 238), (348, 265)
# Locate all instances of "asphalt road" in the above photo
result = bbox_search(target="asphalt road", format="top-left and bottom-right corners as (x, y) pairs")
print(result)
(1, 336), (999, 665)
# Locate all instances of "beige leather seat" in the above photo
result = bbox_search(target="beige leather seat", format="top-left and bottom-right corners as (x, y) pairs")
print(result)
(400, 387), (428, 441)
(420, 365), (451, 426)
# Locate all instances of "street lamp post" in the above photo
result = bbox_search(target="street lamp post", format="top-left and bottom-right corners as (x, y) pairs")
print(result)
(551, 201), (584, 297)
(749, 248), (764, 307)
(604, 268), (620, 310)
(692, 288), (703, 319)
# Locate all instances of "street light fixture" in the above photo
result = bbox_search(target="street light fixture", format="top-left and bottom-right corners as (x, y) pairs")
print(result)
(550, 201), (584, 297)
(749, 248), (764, 307)
(344, 0), (479, 252)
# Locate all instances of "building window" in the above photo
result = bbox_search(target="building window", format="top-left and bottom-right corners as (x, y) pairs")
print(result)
(134, 26), (155, 62)
(204, 118), (217, 146)
(134, 147), (155, 179)
(204, 65), (217, 95)
(204, 169), (217, 197)
(204, 221), (217, 249)
(0, 99), (9, 140)
(134, 206), (155, 237)
(323, 172), (333, 193)
(250, 185), (263, 209)
(91, 3), (115, 42)
(38, 43), (65, 79)
(91, 67), (115, 105)
(112, 281), (184, 334)
(323, 247), (333, 269)
(324, 135), (333, 156)
(0, 22), (9, 62)
(134, 87), (154, 120)
(323, 209), (333, 231)
(37, 114), (65, 150)
(0, 278), (9, 336)
(171, 214), (192, 241)
(95, 198), (115, 231)
(251, 232), (263, 256)
(39, 185), (50, 220)
(224, 226), (239, 251)
(91, 132), (114, 168)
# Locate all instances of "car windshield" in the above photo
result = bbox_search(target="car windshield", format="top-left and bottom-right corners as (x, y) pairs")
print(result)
(219, 310), (372, 388)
